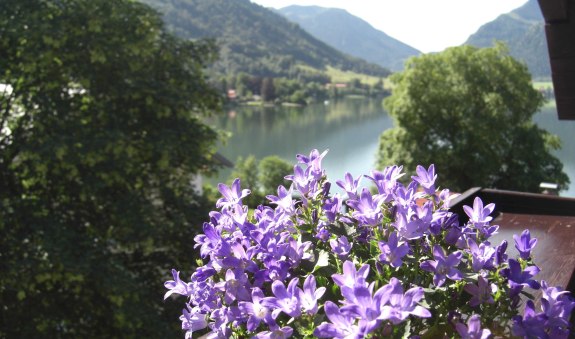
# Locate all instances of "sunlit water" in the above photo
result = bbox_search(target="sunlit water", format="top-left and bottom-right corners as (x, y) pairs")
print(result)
(209, 98), (575, 197)
(533, 104), (575, 197)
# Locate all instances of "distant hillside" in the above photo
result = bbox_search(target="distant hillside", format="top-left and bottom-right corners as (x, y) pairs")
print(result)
(465, 0), (550, 78)
(277, 5), (421, 71)
(140, 0), (390, 79)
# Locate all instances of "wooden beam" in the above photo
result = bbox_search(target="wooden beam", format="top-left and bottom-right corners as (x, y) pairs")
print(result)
(451, 187), (575, 223)
(538, 0), (575, 119)
(538, 0), (569, 22)
(545, 23), (575, 58)
(548, 57), (575, 119)
(557, 99), (575, 119)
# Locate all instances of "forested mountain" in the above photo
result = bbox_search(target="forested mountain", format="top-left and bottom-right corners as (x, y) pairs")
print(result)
(140, 0), (390, 79)
(464, 0), (550, 78)
(277, 5), (421, 71)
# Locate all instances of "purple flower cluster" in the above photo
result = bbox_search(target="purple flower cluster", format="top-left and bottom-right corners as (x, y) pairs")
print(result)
(164, 150), (574, 338)
(315, 263), (430, 338)
(512, 281), (575, 338)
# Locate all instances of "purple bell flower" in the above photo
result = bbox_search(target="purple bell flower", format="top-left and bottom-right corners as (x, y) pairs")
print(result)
(266, 185), (296, 216)
(164, 269), (192, 300)
(336, 172), (362, 200)
(216, 178), (250, 210)
(378, 231), (410, 268)
(394, 202), (432, 240)
(261, 278), (302, 319)
(314, 301), (362, 338)
(494, 240), (508, 265)
(511, 300), (549, 338)
(332, 261), (370, 301)
(379, 277), (431, 324)
(420, 245), (463, 287)
(330, 236), (352, 260)
(501, 259), (541, 298)
(513, 229), (537, 260)
(411, 164), (437, 195)
(347, 187), (384, 227)
(467, 238), (496, 272)
(540, 280), (575, 336)
(315, 221), (331, 242)
(366, 165), (404, 200)
(180, 305), (209, 338)
(299, 274), (326, 315)
(214, 269), (251, 304)
(463, 197), (495, 229)
(455, 314), (491, 339)
(285, 165), (313, 198)
(464, 276), (496, 307)
(323, 193), (342, 223)
(238, 287), (276, 332)
(254, 326), (293, 339)
(296, 149), (328, 181)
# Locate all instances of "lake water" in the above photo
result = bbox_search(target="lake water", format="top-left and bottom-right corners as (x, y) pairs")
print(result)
(210, 98), (575, 198)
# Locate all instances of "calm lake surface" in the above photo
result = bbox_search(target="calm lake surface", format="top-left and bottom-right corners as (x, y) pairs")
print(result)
(211, 98), (575, 198)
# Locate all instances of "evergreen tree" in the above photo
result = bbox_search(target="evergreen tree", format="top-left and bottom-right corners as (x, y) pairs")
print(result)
(260, 77), (276, 102)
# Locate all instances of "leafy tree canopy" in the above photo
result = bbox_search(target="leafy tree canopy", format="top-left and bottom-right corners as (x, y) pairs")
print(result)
(0, 0), (223, 336)
(377, 44), (569, 193)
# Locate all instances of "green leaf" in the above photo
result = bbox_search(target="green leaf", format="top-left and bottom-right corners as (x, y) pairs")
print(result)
(17, 290), (26, 301)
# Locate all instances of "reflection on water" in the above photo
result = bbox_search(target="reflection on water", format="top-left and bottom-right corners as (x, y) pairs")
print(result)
(210, 98), (393, 185)
(210, 99), (575, 198)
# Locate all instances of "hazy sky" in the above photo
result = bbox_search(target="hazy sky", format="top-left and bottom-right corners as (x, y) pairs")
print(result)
(250, 0), (529, 53)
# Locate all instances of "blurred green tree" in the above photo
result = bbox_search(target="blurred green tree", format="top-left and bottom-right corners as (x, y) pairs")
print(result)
(260, 77), (276, 102)
(377, 44), (569, 193)
(0, 0), (223, 336)
(227, 155), (292, 207)
(258, 155), (293, 194)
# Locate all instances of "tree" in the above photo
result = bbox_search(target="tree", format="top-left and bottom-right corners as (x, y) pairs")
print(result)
(258, 155), (292, 194)
(0, 0), (223, 336)
(377, 44), (569, 193)
(260, 77), (276, 102)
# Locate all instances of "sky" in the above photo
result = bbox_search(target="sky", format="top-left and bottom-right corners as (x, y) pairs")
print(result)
(250, 0), (529, 53)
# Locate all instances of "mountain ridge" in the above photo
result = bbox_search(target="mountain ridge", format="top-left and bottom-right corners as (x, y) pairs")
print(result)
(277, 5), (421, 71)
(140, 0), (390, 79)
(464, 0), (549, 78)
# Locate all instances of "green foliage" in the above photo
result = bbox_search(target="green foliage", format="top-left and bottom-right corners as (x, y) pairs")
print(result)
(260, 77), (276, 102)
(324, 65), (385, 86)
(228, 155), (292, 207)
(0, 0), (223, 336)
(225, 72), (386, 105)
(258, 155), (293, 194)
(377, 44), (569, 193)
